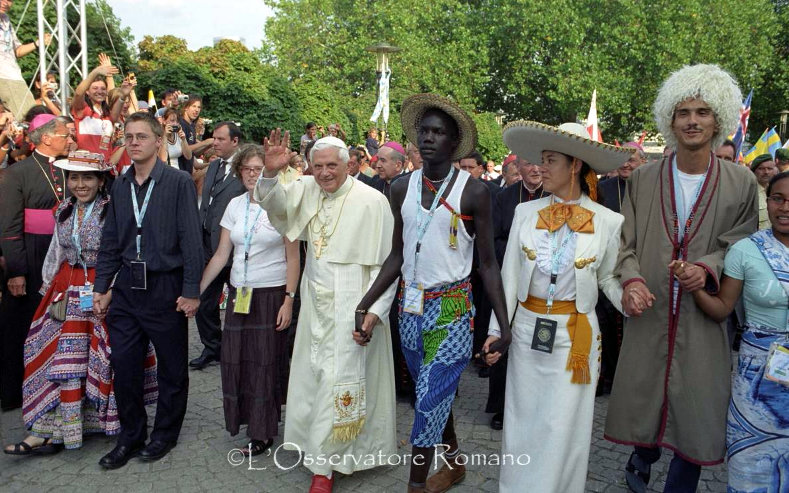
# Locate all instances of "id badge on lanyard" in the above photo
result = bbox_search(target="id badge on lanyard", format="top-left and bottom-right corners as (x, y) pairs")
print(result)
(764, 340), (789, 387)
(78, 285), (93, 311)
(234, 195), (261, 315)
(73, 201), (96, 311)
(403, 281), (425, 315)
(234, 287), (252, 315)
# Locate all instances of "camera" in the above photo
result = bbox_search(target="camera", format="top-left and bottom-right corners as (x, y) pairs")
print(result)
(11, 121), (29, 132)
(201, 118), (213, 125)
(176, 94), (190, 103)
(170, 124), (181, 133)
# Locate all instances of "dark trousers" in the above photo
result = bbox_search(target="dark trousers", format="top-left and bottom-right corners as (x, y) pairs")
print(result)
(595, 293), (622, 386)
(470, 272), (492, 357)
(107, 266), (189, 446)
(390, 286), (413, 396)
(195, 264), (230, 358)
(634, 446), (701, 493)
(485, 352), (508, 413)
(0, 287), (41, 408)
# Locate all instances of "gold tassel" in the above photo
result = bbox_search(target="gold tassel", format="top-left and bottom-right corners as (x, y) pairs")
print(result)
(566, 352), (591, 384)
(331, 418), (366, 443)
(449, 213), (459, 249)
(585, 170), (599, 202)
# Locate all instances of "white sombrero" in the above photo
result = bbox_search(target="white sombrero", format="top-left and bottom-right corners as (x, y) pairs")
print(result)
(53, 150), (113, 173)
(502, 121), (633, 174)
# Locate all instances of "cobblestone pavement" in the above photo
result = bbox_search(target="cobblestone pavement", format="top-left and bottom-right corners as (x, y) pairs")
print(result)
(1, 319), (728, 492)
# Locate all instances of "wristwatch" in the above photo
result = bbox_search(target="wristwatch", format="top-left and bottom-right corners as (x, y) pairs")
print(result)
(286, 291), (296, 299)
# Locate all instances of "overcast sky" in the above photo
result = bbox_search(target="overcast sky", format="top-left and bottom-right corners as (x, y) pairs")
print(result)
(108, 0), (275, 51)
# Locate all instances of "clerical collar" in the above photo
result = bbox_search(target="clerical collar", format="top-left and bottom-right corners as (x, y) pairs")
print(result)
(523, 182), (542, 194)
(34, 149), (57, 162)
(324, 176), (353, 199)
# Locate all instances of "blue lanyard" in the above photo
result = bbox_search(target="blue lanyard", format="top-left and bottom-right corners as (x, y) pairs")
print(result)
(413, 167), (455, 278)
(546, 227), (576, 312)
(130, 179), (155, 260)
(71, 200), (96, 281)
(671, 156), (706, 245)
(242, 193), (263, 285)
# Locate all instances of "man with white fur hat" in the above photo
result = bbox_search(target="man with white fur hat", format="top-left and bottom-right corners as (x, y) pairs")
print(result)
(254, 132), (398, 493)
(605, 64), (759, 493)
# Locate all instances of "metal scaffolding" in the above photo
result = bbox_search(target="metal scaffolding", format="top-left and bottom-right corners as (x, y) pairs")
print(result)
(36, 0), (87, 115)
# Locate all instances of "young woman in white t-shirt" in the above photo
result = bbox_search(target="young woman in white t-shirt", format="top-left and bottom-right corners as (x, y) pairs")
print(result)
(199, 144), (299, 458)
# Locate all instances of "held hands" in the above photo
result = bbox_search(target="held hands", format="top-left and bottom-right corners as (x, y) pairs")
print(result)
(262, 128), (296, 176)
(8, 276), (26, 297)
(621, 280), (655, 317)
(668, 260), (706, 293)
(93, 291), (112, 319)
(176, 296), (199, 318)
(353, 312), (380, 346)
(479, 332), (512, 366)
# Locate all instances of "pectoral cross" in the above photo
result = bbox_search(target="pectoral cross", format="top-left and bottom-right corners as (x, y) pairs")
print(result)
(313, 234), (327, 259)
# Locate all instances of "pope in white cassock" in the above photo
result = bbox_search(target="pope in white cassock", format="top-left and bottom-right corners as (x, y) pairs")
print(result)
(253, 132), (397, 493)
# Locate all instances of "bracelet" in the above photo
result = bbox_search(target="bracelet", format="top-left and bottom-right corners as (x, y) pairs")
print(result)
(355, 308), (368, 315)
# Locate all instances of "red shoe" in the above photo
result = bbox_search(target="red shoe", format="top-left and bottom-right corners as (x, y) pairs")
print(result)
(309, 474), (334, 493)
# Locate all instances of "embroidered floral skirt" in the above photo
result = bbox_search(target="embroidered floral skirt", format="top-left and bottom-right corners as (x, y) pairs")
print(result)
(398, 278), (473, 447)
(22, 262), (157, 449)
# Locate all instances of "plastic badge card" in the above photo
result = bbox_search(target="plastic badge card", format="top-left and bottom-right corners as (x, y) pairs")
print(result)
(764, 342), (789, 387)
(234, 287), (252, 315)
(402, 281), (424, 315)
(78, 285), (93, 311)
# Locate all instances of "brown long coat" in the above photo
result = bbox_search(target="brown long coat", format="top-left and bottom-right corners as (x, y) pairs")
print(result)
(604, 154), (758, 465)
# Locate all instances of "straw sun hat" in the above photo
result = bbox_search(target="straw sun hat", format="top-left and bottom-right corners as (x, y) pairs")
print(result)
(502, 121), (633, 174)
(400, 93), (477, 161)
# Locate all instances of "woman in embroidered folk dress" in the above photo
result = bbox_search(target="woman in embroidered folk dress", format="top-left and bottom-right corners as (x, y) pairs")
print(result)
(3, 151), (157, 456)
(200, 144), (299, 457)
(485, 122), (638, 492)
(685, 171), (789, 493)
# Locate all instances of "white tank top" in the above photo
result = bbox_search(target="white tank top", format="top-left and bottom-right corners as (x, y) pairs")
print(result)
(401, 169), (474, 288)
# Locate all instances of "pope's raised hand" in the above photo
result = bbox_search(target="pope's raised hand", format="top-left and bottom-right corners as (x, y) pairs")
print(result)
(262, 128), (295, 177)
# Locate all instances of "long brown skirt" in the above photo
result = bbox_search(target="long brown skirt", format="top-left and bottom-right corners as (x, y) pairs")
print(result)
(221, 284), (288, 440)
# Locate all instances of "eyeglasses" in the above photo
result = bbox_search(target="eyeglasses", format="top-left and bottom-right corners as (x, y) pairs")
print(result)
(240, 166), (265, 175)
(767, 195), (789, 207)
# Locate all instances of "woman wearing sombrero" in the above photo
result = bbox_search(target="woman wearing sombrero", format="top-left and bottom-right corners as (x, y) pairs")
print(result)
(4, 151), (157, 456)
(486, 122), (635, 492)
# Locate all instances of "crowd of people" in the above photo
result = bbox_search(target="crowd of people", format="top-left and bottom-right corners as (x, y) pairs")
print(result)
(1, 4), (788, 492)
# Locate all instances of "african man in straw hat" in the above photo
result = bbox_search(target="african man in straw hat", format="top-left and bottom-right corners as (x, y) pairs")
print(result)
(358, 94), (511, 493)
(605, 64), (759, 493)
(254, 132), (397, 493)
(488, 120), (632, 492)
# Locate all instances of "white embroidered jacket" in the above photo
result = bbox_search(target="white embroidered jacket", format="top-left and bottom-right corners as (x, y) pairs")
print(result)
(489, 194), (624, 336)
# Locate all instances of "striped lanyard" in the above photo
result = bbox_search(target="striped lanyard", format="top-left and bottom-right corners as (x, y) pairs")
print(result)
(130, 180), (155, 260)
(242, 193), (263, 286)
(71, 200), (96, 281)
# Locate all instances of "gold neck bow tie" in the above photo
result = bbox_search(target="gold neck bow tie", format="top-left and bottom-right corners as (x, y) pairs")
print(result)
(536, 203), (595, 233)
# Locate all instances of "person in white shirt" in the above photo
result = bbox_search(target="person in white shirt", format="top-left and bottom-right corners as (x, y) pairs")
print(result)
(199, 144), (299, 458)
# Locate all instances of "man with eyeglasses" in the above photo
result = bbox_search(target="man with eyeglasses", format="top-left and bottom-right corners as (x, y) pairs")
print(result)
(0, 114), (73, 410)
(192, 121), (245, 370)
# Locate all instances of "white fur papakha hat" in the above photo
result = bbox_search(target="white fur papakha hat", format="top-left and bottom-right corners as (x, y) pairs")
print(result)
(653, 64), (742, 151)
(502, 121), (633, 174)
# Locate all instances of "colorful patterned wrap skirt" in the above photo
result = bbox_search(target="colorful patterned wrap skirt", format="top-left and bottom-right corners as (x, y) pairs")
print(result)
(22, 262), (157, 449)
(398, 278), (473, 447)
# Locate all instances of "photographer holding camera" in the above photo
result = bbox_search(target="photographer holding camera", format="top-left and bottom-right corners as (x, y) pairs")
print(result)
(159, 108), (193, 173)
(179, 96), (213, 173)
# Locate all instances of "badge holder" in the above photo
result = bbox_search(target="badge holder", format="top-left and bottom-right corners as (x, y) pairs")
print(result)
(531, 317), (558, 353)
(402, 281), (424, 315)
(78, 284), (94, 311)
(130, 260), (147, 290)
(764, 341), (789, 387)
(234, 287), (252, 315)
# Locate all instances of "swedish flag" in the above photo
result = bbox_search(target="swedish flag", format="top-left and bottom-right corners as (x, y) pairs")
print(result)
(743, 127), (782, 164)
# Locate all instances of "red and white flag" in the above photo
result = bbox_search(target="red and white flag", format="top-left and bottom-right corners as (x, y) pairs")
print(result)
(586, 89), (603, 142)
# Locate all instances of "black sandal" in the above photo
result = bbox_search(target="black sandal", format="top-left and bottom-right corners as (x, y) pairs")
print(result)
(31, 438), (64, 456)
(3, 441), (33, 455)
(240, 439), (273, 457)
